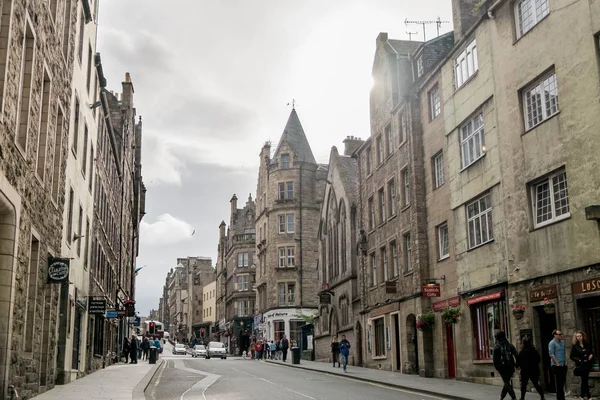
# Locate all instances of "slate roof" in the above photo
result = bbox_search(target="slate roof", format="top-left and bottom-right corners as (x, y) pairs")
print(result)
(388, 39), (422, 55)
(329, 147), (359, 207)
(272, 109), (317, 165)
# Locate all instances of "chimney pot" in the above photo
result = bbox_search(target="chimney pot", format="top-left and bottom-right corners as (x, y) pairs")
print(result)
(125, 72), (131, 83)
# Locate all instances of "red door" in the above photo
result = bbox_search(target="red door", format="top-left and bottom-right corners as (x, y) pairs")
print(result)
(445, 323), (456, 378)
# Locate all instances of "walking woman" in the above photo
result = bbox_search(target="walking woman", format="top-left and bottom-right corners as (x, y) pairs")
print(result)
(570, 331), (594, 400)
(331, 337), (340, 367)
(517, 337), (545, 400)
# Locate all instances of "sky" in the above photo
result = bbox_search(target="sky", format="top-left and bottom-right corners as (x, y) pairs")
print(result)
(97, 0), (453, 317)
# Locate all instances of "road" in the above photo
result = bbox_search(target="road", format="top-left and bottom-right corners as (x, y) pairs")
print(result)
(146, 343), (452, 400)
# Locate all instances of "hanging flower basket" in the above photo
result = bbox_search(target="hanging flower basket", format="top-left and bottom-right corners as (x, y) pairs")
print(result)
(441, 307), (461, 325)
(417, 310), (435, 331)
(543, 298), (555, 314)
(512, 304), (526, 320)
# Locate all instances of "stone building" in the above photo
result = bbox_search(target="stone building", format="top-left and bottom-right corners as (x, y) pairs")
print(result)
(0, 0), (77, 396)
(214, 194), (256, 354)
(201, 280), (216, 341)
(254, 109), (327, 345)
(55, 0), (100, 384)
(314, 138), (363, 365)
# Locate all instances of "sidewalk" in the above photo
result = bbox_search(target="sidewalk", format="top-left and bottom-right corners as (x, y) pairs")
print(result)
(266, 359), (557, 400)
(33, 360), (162, 400)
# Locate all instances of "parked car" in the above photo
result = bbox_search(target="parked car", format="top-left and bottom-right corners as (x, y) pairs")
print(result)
(172, 343), (187, 355)
(191, 344), (206, 358)
(206, 341), (227, 359)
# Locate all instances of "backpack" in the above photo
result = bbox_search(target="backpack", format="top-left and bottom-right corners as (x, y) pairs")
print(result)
(500, 343), (514, 367)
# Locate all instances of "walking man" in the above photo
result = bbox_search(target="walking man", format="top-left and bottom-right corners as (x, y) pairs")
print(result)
(281, 335), (289, 362)
(339, 334), (351, 372)
(122, 337), (130, 364)
(493, 331), (519, 400)
(331, 337), (340, 367)
(129, 335), (138, 364)
(548, 329), (567, 400)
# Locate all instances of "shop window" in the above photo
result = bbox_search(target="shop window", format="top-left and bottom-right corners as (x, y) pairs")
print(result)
(274, 320), (285, 341)
(290, 320), (303, 344)
(374, 317), (385, 357)
(581, 296), (600, 371)
(471, 298), (508, 360)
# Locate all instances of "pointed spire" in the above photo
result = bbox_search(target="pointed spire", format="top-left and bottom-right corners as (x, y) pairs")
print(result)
(272, 109), (316, 165)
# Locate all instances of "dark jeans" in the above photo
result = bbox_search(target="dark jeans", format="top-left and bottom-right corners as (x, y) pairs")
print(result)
(579, 370), (591, 398)
(552, 366), (567, 400)
(499, 369), (517, 400)
(332, 352), (340, 366)
(282, 349), (288, 362)
(520, 371), (544, 399)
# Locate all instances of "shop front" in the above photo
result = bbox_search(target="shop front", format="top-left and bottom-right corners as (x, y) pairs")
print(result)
(262, 308), (314, 346)
(573, 277), (600, 372)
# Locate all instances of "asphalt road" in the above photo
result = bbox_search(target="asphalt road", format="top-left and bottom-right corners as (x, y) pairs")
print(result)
(147, 343), (452, 400)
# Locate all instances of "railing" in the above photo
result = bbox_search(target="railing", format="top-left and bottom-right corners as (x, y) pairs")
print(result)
(233, 233), (255, 243)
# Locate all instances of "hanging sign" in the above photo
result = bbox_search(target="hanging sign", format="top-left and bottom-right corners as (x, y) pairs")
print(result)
(433, 296), (461, 312)
(422, 283), (441, 297)
(47, 257), (70, 283)
(88, 298), (106, 314)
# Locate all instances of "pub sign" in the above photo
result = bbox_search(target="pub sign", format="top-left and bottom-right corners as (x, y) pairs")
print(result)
(47, 257), (70, 283)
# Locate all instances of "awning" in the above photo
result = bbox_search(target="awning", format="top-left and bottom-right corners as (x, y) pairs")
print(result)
(467, 290), (504, 306)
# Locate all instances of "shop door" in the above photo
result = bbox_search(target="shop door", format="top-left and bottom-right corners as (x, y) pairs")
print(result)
(393, 314), (401, 371)
(536, 306), (556, 393)
(445, 324), (456, 378)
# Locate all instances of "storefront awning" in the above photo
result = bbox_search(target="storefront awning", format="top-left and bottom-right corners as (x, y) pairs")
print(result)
(467, 290), (503, 306)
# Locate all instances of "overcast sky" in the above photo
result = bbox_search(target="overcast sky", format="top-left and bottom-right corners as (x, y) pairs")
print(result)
(97, 0), (452, 316)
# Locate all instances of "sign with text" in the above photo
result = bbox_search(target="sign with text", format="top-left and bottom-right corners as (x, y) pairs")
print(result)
(572, 278), (600, 296)
(433, 296), (461, 312)
(105, 310), (118, 319)
(88, 298), (106, 315)
(529, 284), (557, 302)
(422, 284), (441, 297)
(467, 290), (503, 306)
(47, 257), (70, 283)
(519, 328), (533, 341)
(385, 281), (397, 294)
(319, 293), (331, 304)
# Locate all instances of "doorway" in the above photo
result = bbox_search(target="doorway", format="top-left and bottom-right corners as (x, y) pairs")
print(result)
(355, 322), (363, 367)
(406, 314), (419, 374)
(393, 314), (401, 371)
(445, 323), (456, 378)
(535, 306), (556, 393)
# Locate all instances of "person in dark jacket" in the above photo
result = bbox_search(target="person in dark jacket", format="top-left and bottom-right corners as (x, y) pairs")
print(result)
(142, 337), (150, 360)
(280, 335), (289, 362)
(570, 331), (594, 400)
(517, 338), (545, 400)
(331, 337), (340, 367)
(122, 337), (130, 363)
(493, 330), (519, 400)
(129, 335), (138, 364)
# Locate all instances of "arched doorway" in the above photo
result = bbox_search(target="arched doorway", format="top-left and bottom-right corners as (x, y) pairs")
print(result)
(405, 314), (419, 374)
(355, 322), (363, 367)
(329, 308), (339, 339)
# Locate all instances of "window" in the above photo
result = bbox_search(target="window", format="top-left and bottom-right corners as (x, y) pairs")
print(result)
(73, 98), (80, 156)
(278, 282), (295, 306)
(66, 187), (74, 244)
(17, 23), (35, 152)
(387, 179), (396, 216)
(455, 39), (478, 89)
(290, 320), (303, 342)
(472, 298), (508, 359)
(376, 136), (383, 165)
(366, 147), (372, 174)
(467, 193), (494, 249)
(531, 169), (570, 228)
(274, 321), (285, 341)
(381, 246), (388, 281)
(438, 223), (449, 260)
(24, 236), (40, 352)
(399, 112), (408, 143)
(36, 70), (51, 180)
(93, 315), (104, 356)
(278, 246), (295, 268)
(82, 124), (88, 176)
(378, 188), (386, 223)
(460, 111), (485, 169)
(237, 252), (249, 267)
(374, 318), (385, 357)
(278, 181), (294, 200)
(385, 124), (392, 156)
(370, 253), (377, 286)
(281, 153), (290, 168)
(237, 275), (249, 291)
(401, 169), (410, 207)
(429, 85), (441, 120)
(515, 0), (549, 38)
(89, 146), (94, 191)
(404, 233), (412, 272)
(237, 300), (250, 316)
(278, 214), (295, 234)
(84, 218), (90, 268)
(434, 152), (444, 188)
(523, 71), (559, 130)
(52, 107), (64, 200)
(416, 56), (424, 77)
(390, 241), (399, 277)
(86, 45), (93, 93)
(78, 9), (84, 63)
(368, 197), (375, 230)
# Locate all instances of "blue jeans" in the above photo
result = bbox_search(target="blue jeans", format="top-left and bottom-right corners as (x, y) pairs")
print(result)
(341, 354), (348, 370)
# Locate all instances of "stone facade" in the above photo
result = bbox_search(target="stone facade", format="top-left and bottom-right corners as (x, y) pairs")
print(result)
(254, 109), (327, 346)
(176, 256), (213, 342)
(201, 280), (216, 340)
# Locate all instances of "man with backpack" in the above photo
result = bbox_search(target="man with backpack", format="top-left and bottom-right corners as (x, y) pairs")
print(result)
(493, 330), (519, 400)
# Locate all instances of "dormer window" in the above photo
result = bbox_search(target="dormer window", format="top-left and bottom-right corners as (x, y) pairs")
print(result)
(417, 56), (424, 78)
(281, 154), (290, 168)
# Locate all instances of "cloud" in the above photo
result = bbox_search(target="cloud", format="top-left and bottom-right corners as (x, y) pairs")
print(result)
(140, 214), (194, 246)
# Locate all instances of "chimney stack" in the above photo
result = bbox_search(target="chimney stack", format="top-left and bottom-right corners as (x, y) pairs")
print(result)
(452, 0), (489, 42)
(343, 136), (364, 156)
(230, 194), (238, 223)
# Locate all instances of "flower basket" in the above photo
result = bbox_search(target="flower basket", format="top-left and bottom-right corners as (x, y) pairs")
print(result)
(511, 304), (526, 320)
(543, 298), (555, 314)
(441, 307), (461, 325)
(417, 310), (435, 331)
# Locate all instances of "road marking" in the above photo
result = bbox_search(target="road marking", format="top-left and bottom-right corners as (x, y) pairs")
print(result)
(232, 368), (315, 399)
(151, 360), (168, 399)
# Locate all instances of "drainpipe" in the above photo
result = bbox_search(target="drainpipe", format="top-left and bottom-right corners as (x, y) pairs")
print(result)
(298, 159), (304, 308)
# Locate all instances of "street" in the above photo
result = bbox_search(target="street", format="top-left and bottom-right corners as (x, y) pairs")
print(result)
(148, 343), (451, 400)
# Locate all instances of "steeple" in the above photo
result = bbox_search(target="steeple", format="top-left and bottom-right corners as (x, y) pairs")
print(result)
(272, 109), (317, 165)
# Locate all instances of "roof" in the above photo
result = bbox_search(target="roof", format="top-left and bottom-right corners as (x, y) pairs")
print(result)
(388, 39), (422, 55)
(272, 109), (317, 165)
(328, 147), (359, 207)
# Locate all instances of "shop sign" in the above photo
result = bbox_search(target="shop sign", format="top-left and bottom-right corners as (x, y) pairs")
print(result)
(433, 296), (461, 312)
(519, 328), (533, 341)
(385, 281), (397, 294)
(467, 290), (503, 306)
(572, 278), (600, 295)
(529, 284), (557, 302)
(422, 283), (441, 297)
(88, 298), (106, 314)
(319, 292), (332, 304)
(47, 257), (70, 283)
(105, 310), (118, 319)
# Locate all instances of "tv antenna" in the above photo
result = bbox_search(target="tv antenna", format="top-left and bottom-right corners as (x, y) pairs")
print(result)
(404, 16), (450, 42)
(406, 31), (419, 41)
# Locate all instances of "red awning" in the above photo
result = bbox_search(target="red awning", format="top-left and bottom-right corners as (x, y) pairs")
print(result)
(467, 290), (503, 306)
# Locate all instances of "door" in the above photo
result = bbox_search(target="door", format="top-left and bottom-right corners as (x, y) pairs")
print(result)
(394, 314), (401, 371)
(72, 310), (82, 370)
(536, 306), (556, 393)
(445, 323), (456, 378)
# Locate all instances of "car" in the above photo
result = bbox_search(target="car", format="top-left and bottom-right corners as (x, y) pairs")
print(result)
(172, 343), (187, 355)
(205, 341), (227, 359)
(191, 344), (206, 358)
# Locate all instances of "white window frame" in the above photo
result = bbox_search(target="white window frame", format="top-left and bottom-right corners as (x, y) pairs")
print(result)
(417, 56), (424, 77)
(376, 136), (383, 165)
(237, 252), (249, 267)
(278, 246), (295, 268)
(515, 0), (549, 39)
(368, 197), (375, 230)
(391, 241), (399, 277)
(281, 153), (290, 168)
(388, 178), (396, 216)
(531, 169), (570, 228)
(455, 39), (478, 89)
(373, 317), (386, 357)
(402, 169), (410, 206)
(366, 147), (372, 174)
(278, 282), (295, 306)
(523, 70), (559, 131)
(467, 193), (494, 249)
(430, 85), (441, 120)
(370, 253), (377, 286)
(378, 188), (386, 223)
(434, 152), (445, 188)
(400, 112), (408, 144)
(385, 124), (393, 156)
(460, 111), (485, 169)
(438, 223), (449, 260)
(279, 213), (295, 234)
(278, 181), (294, 200)
(237, 275), (249, 291)
(404, 233), (412, 272)
(381, 246), (388, 281)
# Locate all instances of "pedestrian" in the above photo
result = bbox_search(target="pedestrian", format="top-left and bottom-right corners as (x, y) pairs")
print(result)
(129, 335), (138, 364)
(269, 340), (276, 360)
(122, 337), (130, 363)
(137, 337), (142, 361)
(250, 341), (256, 359)
(331, 337), (340, 367)
(255, 341), (263, 361)
(263, 340), (269, 360)
(142, 337), (149, 360)
(338, 335), (351, 372)
(570, 331), (594, 400)
(548, 329), (567, 400)
(276, 340), (282, 360)
(517, 337), (545, 400)
(153, 337), (162, 359)
(281, 335), (289, 362)
(492, 330), (518, 400)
